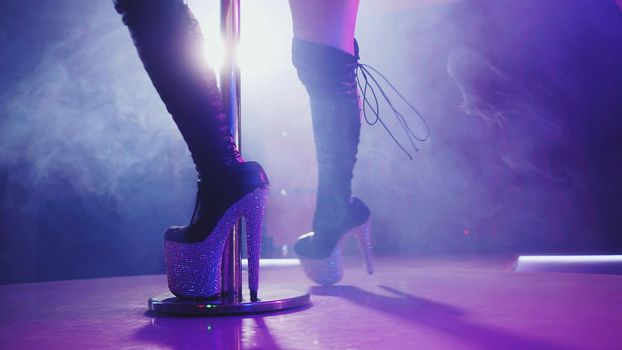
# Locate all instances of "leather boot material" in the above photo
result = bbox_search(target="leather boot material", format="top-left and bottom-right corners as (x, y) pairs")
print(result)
(292, 38), (369, 257)
(165, 161), (269, 243)
(294, 197), (370, 259)
(115, 0), (242, 176)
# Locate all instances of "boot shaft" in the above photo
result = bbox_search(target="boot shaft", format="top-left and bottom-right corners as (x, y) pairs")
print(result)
(292, 38), (362, 232)
(115, 0), (242, 176)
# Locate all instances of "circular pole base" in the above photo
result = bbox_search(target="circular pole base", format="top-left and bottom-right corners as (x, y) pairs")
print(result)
(149, 288), (310, 315)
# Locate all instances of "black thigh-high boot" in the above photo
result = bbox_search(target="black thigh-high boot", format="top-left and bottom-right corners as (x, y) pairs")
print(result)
(292, 38), (371, 263)
(114, 0), (269, 245)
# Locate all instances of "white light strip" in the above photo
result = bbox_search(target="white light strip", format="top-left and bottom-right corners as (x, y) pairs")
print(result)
(241, 259), (300, 268)
(518, 255), (622, 263)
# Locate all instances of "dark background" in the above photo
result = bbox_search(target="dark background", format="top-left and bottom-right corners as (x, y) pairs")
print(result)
(1, 0), (621, 284)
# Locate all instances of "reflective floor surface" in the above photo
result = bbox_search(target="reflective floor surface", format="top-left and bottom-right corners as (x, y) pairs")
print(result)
(1, 257), (621, 349)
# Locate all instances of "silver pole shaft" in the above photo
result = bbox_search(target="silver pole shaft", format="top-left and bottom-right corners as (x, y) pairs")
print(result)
(220, 0), (242, 303)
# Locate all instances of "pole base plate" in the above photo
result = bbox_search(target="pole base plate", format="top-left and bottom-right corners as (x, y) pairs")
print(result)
(149, 288), (310, 315)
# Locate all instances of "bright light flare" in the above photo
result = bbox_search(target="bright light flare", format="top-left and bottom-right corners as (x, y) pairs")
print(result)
(198, 39), (225, 72)
(191, 1), (291, 77)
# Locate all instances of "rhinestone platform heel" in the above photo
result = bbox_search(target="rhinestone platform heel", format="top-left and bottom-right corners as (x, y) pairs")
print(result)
(295, 197), (373, 285)
(163, 162), (269, 299)
(165, 181), (269, 299)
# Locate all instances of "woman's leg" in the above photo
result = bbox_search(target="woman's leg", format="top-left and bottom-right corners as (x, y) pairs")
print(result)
(114, 0), (269, 298)
(288, 0), (360, 55)
(290, 0), (372, 285)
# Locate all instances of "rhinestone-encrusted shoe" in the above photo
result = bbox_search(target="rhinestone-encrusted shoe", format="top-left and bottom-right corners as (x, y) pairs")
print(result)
(294, 197), (373, 286)
(165, 185), (268, 299)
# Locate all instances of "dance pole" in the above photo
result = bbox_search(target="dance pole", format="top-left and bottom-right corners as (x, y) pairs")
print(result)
(220, 0), (242, 303)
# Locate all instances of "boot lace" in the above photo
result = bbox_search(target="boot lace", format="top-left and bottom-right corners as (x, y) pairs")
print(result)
(355, 63), (430, 160)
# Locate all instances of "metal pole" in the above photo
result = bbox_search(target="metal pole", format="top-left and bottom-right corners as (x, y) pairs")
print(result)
(220, 0), (242, 303)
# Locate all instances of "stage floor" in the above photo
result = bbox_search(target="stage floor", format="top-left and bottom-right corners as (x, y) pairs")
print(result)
(1, 257), (621, 349)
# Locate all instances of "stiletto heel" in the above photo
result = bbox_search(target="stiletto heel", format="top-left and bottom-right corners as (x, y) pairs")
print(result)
(243, 188), (269, 301)
(354, 221), (374, 275)
(165, 186), (269, 299)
